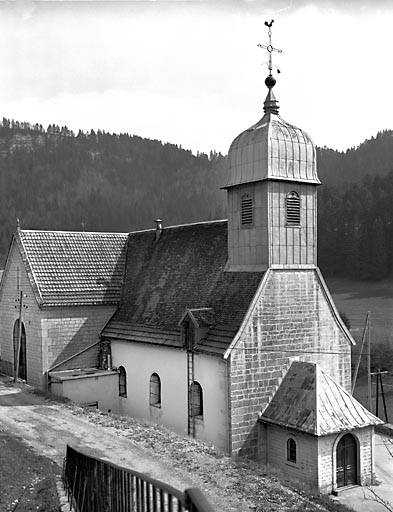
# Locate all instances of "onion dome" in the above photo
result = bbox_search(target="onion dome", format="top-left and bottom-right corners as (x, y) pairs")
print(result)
(224, 75), (320, 188)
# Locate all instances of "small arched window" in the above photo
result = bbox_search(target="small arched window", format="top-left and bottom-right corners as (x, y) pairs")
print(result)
(150, 373), (161, 407)
(241, 194), (253, 226)
(286, 191), (301, 226)
(287, 438), (297, 463)
(118, 366), (127, 397)
(190, 381), (203, 417)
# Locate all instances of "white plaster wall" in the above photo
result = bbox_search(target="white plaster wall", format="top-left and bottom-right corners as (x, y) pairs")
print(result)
(193, 353), (228, 452)
(51, 374), (119, 413)
(111, 342), (229, 451)
(111, 341), (188, 435)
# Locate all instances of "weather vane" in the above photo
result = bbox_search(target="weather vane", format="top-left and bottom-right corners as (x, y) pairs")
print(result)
(257, 20), (282, 76)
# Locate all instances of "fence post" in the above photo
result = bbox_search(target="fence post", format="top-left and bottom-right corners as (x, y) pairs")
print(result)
(184, 488), (215, 512)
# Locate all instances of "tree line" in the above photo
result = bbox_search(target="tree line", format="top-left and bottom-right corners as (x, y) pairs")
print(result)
(0, 118), (392, 281)
(318, 172), (393, 280)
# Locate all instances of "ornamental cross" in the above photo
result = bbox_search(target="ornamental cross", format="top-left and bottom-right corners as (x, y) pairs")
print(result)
(257, 19), (282, 75)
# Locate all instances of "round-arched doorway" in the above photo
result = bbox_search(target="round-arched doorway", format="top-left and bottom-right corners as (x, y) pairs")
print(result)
(336, 433), (358, 487)
(13, 319), (27, 381)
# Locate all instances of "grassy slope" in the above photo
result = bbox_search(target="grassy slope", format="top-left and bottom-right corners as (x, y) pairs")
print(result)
(327, 277), (393, 419)
(67, 404), (352, 512)
(326, 277), (393, 347)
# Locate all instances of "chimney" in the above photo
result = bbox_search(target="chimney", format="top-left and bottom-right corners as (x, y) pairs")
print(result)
(155, 219), (163, 241)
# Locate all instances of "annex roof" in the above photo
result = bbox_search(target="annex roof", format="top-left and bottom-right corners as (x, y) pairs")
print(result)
(105, 220), (264, 354)
(260, 361), (382, 436)
(14, 229), (128, 306)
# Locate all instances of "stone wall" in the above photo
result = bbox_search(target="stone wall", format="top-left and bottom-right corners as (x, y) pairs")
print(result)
(261, 424), (375, 493)
(0, 239), (117, 389)
(318, 428), (374, 492)
(228, 268), (352, 457)
(43, 305), (117, 372)
(263, 424), (319, 490)
(0, 243), (44, 387)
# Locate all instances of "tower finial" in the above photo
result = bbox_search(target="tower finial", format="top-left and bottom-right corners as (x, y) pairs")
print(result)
(257, 19), (282, 88)
(258, 20), (282, 114)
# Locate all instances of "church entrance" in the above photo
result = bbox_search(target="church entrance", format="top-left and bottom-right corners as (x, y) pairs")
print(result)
(336, 434), (357, 487)
(13, 320), (27, 381)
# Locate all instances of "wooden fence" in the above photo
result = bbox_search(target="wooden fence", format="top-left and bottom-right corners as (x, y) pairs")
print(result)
(63, 444), (215, 512)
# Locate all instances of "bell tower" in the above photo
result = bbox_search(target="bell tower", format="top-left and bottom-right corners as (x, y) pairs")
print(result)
(224, 21), (320, 271)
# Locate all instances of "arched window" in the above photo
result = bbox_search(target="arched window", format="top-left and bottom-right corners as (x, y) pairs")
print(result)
(13, 319), (27, 381)
(190, 381), (203, 417)
(149, 373), (161, 407)
(286, 191), (301, 226)
(241, 194), (253, 226)
(287, 438), (297, 463)
(118, 366), (127, 397)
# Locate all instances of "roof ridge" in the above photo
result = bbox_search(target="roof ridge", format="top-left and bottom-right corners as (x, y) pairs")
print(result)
(15, 231), (44, 306)
(20, 229), (129, 236)
(318, 365), (381, 424)
(129, 219), (228, 235)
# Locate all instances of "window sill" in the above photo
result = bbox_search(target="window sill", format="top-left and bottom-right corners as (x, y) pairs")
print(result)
(150, 403), (161, 409)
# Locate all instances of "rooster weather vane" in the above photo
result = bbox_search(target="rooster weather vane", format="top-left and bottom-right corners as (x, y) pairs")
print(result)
(257, 20), (282, 77)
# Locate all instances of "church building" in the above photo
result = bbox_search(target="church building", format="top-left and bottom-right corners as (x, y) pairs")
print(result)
(0, 24), (382, 493)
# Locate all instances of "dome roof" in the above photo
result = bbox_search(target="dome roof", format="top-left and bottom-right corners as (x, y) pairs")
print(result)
(224, 86), (320, 188)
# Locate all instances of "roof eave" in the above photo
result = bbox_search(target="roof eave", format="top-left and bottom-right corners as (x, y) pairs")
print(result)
(258, 416), (317, 436)
(41, 300), (120, 308)
(15, 231), (44, 306)
(221, 176), (321, 190)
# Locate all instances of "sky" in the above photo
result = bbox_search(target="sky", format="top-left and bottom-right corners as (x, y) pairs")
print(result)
(1, 0), (393, 156)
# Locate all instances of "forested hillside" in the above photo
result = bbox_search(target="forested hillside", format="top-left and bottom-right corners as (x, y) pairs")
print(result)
(0, 118), (392, 280)
(0, 119), (227, 265)
(317, 129), (393, 187)
(318, 172), (393, 280)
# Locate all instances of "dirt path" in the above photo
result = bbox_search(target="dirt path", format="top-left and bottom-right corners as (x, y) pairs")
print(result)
(0, 376), (197, 493)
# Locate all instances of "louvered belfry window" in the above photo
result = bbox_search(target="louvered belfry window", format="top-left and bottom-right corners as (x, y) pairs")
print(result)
(241, 194), (253, 226)
(286, 191), (301, 226)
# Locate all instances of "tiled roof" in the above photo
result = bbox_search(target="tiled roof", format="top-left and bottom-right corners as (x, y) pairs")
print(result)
(260, 361), (382, 436)
(102, 321), (182, 348)
(108, 220), (264, 351)
(16, 230), (128, 306)
(197, 326), (238, 356)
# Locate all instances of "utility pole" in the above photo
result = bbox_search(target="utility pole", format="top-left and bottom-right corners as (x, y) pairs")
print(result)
(370, 368), (389, 422)
(367, 312), (372, 411)
(352, 312), (370, 394)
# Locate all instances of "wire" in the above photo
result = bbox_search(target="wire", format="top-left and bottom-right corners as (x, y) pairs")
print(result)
(230, 347), (369, 355)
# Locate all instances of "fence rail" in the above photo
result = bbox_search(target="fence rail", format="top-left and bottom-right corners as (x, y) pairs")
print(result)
(63, 444), (215, 512)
